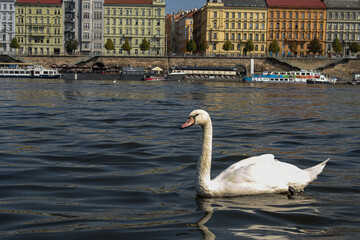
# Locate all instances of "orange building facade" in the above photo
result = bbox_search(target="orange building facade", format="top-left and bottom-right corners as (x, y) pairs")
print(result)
(267, 0), (327, 56)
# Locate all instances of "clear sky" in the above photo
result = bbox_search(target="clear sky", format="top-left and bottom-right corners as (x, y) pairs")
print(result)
(166, 0), (205, 14)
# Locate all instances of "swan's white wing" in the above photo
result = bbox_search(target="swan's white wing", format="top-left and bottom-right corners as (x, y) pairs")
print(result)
(211, 154), (312, 195)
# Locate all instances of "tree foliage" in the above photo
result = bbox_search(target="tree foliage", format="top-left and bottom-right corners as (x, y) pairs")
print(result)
(332, 38), (342, 53)
(186, 39), (196, 53)
(289, 42), (298, 54)
(244, 39), (255, 53)
(222, 40), (232, 51)
(139, 38), (150, 52)
(122, 38), (132, 54)
(268, 40), (280, 54)
(197, 41), (209, 53)
(349, 42), (360, 54)
(308, 37), (322, 54)
(65, 39), (78, 54)
(10, 38), (20, 49)
(104, 38), (115, 51)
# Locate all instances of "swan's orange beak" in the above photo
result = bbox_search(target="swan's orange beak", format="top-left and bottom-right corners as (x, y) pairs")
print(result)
(180, 116), (195, 129)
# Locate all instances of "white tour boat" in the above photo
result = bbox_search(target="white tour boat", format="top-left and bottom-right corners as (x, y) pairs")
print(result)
(0, 63), (61, 79)
(244, 70), (335, 84)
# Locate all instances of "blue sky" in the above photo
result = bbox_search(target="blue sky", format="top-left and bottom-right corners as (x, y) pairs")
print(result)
(166, 0), (204, 14)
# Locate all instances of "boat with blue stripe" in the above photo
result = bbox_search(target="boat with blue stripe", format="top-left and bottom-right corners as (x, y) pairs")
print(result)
(243, 70), (335, 83)
(0, 63), (61, 79)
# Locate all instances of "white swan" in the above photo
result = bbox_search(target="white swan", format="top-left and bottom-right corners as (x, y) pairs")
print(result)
(180, 109), (329, 197)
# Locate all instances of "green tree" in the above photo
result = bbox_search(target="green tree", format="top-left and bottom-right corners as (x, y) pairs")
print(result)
(122, 38), (132, 55)
(65, 39), (78, 54)
(268, 40), (280, 54)
(186, 39), (196, 54)
(197, 40), (209, 53)
(139, 38), (150, 52)
(222, 40), (232, 52)
(308, 37), (322, 54)
(244, 39), (255, 55)
(10, 38), (20, 49)
(332, 38), (342, 54)
(289, 41), (298, 54)
(104, 38), (115, 51)
(349, 42), (360, 54)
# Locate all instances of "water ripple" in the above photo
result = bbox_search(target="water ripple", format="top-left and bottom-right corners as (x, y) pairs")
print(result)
(0, 79), (359, 239)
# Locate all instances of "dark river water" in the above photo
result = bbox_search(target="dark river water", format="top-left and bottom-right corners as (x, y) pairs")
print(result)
(0, 78), (359, 239)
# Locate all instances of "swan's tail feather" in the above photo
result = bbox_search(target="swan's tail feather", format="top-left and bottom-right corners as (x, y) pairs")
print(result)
(305, 158), (330, 181)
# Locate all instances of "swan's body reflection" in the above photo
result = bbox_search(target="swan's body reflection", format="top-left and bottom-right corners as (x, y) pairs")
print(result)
(193, 194), (320, 239)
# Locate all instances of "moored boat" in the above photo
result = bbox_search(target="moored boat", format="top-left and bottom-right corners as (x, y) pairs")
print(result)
(306, 76), (337, 84)
(169, 66), (239, 80)
(165, 71), (186, 81)
(0, 63), (61, 78)
(144, 74), (166, 81)
(244, 70), (333, 83)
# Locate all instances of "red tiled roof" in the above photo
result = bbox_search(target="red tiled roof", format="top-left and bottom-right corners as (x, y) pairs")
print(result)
(266, 0), (326, 8)
(16, 0), (62, 4)
(104, 0), (154, 4)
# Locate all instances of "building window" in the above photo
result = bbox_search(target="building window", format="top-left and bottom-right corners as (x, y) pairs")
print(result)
(83, 12), (90, 19)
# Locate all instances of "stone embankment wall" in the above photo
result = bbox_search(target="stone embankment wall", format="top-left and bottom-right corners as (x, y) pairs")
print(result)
(9, 55), (359, 80)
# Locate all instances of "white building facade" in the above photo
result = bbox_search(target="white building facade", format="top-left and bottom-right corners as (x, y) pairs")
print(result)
(79, 0), (104, 55)
(0, 0), (16, 54)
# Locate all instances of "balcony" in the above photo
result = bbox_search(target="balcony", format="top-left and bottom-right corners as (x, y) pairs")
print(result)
(30, 32), (46, 37)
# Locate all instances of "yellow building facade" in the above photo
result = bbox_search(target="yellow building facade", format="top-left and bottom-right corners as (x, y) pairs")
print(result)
(267, 0), (327, 56)
(176, 10), (195, 54)
(194, 0), (268, 56)
(15, 0), (64, 55)
(103, 0), (166, 56)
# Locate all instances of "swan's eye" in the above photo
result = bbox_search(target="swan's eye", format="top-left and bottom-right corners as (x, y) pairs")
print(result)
(192, 114), (199, 119)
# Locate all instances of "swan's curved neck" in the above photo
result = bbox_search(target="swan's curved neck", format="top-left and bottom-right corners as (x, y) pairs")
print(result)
(196, 119), (213, 195)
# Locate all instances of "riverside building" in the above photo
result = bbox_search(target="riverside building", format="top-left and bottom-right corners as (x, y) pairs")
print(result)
(79, 0), (104, 55)
(193, 0), (268, 56)
(266, 0), (327, 56)
(324, 0), (360, 56)
(0, 0), (16, 54)
(15, 0), (63, 55)
(175, 10), (195, 55)
(63, 0), (79, 54)
(103, 0), (166, 56)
